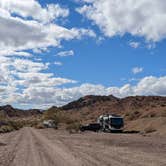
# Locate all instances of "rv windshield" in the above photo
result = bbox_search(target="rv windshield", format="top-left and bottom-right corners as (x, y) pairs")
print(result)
(110, 118), (124, 126)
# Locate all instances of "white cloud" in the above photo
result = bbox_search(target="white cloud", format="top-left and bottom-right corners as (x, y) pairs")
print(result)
(77, 0), (166, 42)
(56, 50), (74, 57)
(0, 1), (96, 57)
(129, 41), (140, 48)
(0, 0), (96, 108)
(0, 0), (69, 23)
(0, 15), (95, 56)
(54, 61), (63, 66)
(2, 75), (165, 109)
(0, 55), (77, 107)
(132, 67), (143, 74)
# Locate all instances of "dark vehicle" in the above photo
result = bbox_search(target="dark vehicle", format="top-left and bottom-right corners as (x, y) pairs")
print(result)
(80, 123), (101, 132)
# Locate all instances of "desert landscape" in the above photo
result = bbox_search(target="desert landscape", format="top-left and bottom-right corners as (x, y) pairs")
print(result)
(0, 95), (166, 166)
(0, 0), (166, 165)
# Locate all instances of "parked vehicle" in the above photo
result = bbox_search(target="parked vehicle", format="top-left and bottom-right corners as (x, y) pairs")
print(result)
(43, 120), (57, 129)
(97, 114), (124, 132)
(80, 114), (124, 132)
(80, 123), (101, 132)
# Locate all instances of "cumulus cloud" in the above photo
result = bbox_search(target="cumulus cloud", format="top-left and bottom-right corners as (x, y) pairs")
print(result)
(3, 75), (165, 109)
(0, 56), (77, 106)
(0, 15), (95, 56)
(77, 0), (166, 42)
(129, 41), (140, 48)
(0, 0), (69, 23)
(54, 61), (63, 66)
(132, 67), (144, 74)
(63, 76), (166, 103)
(0, 0), (96, 57)
(0, 0), (96, 108)
(56, 50), (74, 57)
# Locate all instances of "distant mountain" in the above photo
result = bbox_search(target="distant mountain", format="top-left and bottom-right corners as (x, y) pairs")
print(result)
(0, 105), (42, 118)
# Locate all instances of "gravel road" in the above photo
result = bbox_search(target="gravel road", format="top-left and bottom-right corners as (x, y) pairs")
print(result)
(0, 127), (165, 166)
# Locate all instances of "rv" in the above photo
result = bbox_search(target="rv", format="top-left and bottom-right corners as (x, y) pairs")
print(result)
(97, 114), (124, 132)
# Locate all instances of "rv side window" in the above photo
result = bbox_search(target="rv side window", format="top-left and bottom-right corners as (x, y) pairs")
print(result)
(111, 118), (124, 125)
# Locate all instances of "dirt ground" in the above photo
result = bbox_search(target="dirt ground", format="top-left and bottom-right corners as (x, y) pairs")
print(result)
(0, 127), (165, 166)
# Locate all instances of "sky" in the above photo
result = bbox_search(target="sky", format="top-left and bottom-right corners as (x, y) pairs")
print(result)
(0, 0), (166, 109)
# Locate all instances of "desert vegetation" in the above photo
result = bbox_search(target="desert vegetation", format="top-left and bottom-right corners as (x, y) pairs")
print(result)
(42, 107), (81, 133)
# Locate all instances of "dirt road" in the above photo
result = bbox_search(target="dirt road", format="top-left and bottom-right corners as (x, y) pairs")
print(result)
(0, 127), (166, 166)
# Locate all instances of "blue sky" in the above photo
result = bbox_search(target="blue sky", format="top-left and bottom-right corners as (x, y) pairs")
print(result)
(0, 0), (166, 109)
(39, 0), (165, 87)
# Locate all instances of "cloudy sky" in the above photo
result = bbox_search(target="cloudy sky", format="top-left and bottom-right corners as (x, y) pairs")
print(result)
(0, 0), (166, 109)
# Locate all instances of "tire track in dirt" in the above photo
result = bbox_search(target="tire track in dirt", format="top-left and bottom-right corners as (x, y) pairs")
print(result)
(0, 127), (166, 166)
(30, 128), (84, 166)
(40, 129), (166, 166)
(0, 130), (23, 166)
(2, 127), (83, 166)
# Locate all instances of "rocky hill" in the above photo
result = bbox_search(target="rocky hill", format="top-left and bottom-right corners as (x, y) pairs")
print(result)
(60, 95), (166, 133)
(61, 95), (166, 117)
(0, 105), (42, 119)
(62, 95), (119, 110)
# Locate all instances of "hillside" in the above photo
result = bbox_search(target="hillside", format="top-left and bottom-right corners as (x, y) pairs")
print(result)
(61, 95), (166, 118)
(0, 105), (42, 119)
(0, 105), (42, 133)
(60, 95), (166, 133)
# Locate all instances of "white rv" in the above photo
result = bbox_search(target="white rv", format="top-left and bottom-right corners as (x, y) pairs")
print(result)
(97, 114), (124, 132)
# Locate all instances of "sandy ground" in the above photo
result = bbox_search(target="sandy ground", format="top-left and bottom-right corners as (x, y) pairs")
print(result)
(0, 127), (166, 166)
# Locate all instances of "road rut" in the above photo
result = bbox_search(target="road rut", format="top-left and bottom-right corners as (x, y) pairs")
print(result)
(0, 127), (165, 166)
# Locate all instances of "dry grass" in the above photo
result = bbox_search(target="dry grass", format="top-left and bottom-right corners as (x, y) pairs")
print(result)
(66, 122), (81, 134)
(43, 107), (81, 131)
(125, 110), (141, 121)
(0, 118), (40, 133)
(0, 125), (14, 133)
(144, 127), (156, 133)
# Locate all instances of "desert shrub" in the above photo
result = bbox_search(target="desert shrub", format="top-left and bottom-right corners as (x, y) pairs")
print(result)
(144, 127), (156, 133)
(60, 114), (76, 124)
(35, 122), (45, 129)
(66, 122), (81, 133)
(149, 113), (156, 118)
(126, 110), (141, 121)
(43, 108), (61, 122)
(125, 112), (130, 116)
(151, 104), (156, 108)
(0, 125), (14, 133)
(0, 121), (23, 133)
(8, 121), (24, 130)
(161, 104), (166, 107)
(0, 113), (6, 121)
(161, 110), (166, 117)
(43, 108), (79, 127)
(24, 119), (42, 127)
